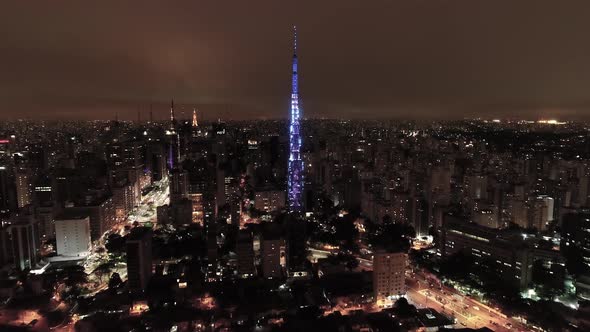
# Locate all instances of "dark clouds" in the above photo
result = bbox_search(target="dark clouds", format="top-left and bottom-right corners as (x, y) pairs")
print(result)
(1, 1), (590, 120)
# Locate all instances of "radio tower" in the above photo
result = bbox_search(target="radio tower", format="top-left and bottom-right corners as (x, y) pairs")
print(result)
(288, 26), (303, 212)
(167, 99), (179, 169)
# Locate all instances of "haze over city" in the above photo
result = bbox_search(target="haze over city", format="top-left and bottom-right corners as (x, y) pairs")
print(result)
(3, 1), (590, 120)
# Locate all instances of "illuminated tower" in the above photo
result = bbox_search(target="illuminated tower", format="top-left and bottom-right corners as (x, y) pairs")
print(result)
(170, 99), (175, 123)
(167, 99), (180, 169)
(287, 26), (304, 212)
(192, 108), (198, 127)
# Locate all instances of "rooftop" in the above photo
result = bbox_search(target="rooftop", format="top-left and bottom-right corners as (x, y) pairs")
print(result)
(56, 211), (90, 221)
(127, 226), (152, 241)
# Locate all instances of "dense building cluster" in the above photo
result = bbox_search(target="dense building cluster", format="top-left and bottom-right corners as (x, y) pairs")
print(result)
(0, 117), (589, 331)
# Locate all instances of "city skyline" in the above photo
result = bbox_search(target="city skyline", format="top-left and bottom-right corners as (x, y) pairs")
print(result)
(3, 1), (590, 121)
(1, 3), (590, 331)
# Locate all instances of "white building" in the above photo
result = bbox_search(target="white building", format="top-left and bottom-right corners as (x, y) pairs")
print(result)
(373, 251), (407, 304)
(55, 215), (91, 257)
(529, 195), (554, 231)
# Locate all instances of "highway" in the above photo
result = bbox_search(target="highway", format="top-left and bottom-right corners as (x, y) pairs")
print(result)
(406, 269), (527, 331)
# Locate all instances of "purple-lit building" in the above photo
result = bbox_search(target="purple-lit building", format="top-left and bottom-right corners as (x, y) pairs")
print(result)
(287, 27), (304, 212)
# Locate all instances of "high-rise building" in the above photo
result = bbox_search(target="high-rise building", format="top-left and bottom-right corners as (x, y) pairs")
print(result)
(0, 137), (12, 156)
(37, 205), (56, 240)
(168, 199), (192, 226)
(33, 173), (53, 207)
(215, 168), (227, 208)
(55, 214), (91, 257)
(254, 190), (286, 212)
(65, 196), (116, 241)
(373, 250), (407, 304)
(261, 226), (287, 279)
(430, 167), (451, 196)
(509, 197), (528, 228)
(188, 193), (204, 225)
(287, 27), (304, 212)
(409, 195), (429, 237)
(146, 142), (166, 182)
(169, 168), (188, 203)
(529, 195), (554, 231)
(561, 212), (590, 273)
(126, 227), (153, 292)
(29, 145), (48, 172)
(236, 230), (256, 278)
(465, 174), (488, 200)
(0, 226), (13, 267)
(15, 170), (32, 208)
(113, 183), (136, 222)
(187, 160), (217, 225)
(9, 214), (40, 271)
(578, 176), (590, 207)
(473, 205), (500, 229)
(0, 165), (13, 214)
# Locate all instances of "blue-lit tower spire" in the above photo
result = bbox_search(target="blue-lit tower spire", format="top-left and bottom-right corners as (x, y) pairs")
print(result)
(288, 26), (304, 211)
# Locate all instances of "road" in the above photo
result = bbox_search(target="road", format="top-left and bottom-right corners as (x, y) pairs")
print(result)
(309, 248), (331, 263)
(406, 270), (527, 331)
(309, 246), (373, 271)
(407, 284), (510, 330)
(86, 176), (169, 256)
(128, 177), (169, 225)
(358, 257), (373, 271)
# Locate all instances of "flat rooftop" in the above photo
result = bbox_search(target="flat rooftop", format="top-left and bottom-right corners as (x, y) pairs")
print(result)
(56, 211), (90, 221)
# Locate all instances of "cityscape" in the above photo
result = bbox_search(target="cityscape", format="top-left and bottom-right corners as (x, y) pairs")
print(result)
(1, 2), (590, 332)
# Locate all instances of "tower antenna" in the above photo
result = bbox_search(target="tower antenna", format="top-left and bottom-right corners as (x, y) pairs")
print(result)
(170, 99), (175, 122)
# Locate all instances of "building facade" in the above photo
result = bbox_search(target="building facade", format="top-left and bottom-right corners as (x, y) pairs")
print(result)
(373, 251), (407, 303)
(254, 190), (286, 213)
(261, 238), (287, 279)
(55, 215), (91, 257)
(236, 230), (256, 278)
(126, 227), (153, 291)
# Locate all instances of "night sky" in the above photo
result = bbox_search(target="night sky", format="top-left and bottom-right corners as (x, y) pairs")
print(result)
(2, 1), (590, 121)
